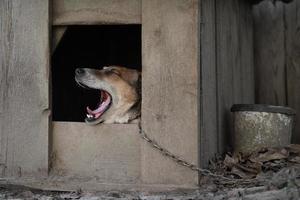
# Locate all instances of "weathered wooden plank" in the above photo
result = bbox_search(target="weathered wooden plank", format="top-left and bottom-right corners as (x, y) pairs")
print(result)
(216, 0), (255, 152)
(0, 0), (50, 177)
(141, 0), (199, 185)
(285, 0), (300, 143)
(0, 1), (12, 174)
(239, 1), (255, 103)
(199, 0), (218, 167)
(52, 26), (67, 54)
(52, 122), (140, 183)
(253, 1), (286, 105)
(52, 0), (141, 25)
(216, 0), (240, 152)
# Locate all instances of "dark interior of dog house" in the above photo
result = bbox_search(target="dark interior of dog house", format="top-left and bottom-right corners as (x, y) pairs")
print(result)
(52, 25), (142, 122)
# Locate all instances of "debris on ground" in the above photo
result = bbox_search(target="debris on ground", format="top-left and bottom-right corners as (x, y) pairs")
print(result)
(0, 177), (299, 200)
(209, 144), (300, 180)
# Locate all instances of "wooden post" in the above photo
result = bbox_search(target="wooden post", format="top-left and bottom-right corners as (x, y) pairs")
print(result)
(141, 0), (199, 186)
(0, 0), (50, 177)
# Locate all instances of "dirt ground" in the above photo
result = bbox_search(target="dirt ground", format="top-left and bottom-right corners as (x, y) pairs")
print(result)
(0, 166), (299, 200)
(0, 184), (298, 200)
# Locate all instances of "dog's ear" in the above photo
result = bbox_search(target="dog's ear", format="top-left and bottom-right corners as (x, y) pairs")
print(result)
(120, 69), (141, 87)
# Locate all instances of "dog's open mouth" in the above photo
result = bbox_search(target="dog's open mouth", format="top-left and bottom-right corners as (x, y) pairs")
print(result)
(85, 90), (112, 124)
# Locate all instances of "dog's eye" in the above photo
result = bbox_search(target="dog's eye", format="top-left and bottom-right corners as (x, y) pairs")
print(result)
(105, 68), (120, 76)
(111, 69), (121, 76)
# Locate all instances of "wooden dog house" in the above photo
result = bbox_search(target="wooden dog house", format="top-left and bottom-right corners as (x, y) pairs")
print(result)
(0, 0), (254, 190)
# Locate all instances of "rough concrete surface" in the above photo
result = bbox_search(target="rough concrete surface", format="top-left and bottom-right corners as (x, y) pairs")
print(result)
(233, 111), (294, 153)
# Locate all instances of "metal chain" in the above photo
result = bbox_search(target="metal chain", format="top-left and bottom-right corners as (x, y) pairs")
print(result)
(138, 125), (258, 185)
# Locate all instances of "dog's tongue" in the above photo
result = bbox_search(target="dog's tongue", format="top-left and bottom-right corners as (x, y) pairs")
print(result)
(86, 90), (111, 117)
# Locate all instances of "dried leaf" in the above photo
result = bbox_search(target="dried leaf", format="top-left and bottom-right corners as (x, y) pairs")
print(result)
(263, 160), (287, 172)
(224, 154), (238, 169)
(289, 156), (300, 164)
(246, 161), (262, 173)
(280, 148), (289, 155)
(212, 145), (300, 181)
(235, 163), (260, 174)
(287, 144), (300, 155)
(231, 166), (256, 179)
(233, 152), (244, 162)
(249, 148), (288, 163)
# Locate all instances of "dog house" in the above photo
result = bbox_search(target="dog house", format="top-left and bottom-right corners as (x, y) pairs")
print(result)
(0, 0), (254, 190)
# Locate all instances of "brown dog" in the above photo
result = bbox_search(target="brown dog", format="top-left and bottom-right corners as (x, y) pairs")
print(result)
(75, 66), (141, 124)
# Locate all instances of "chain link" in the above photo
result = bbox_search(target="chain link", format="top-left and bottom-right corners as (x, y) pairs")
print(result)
(138, 125), (259, 185)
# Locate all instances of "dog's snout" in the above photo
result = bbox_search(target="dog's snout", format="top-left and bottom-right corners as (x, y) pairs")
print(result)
(75, 68), (85, 76)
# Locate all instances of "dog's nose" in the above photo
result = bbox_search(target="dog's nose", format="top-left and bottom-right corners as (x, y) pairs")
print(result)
(75, 68), (85, 76)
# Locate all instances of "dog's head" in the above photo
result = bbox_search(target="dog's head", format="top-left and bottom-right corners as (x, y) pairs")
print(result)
(75, 66), (141, 124)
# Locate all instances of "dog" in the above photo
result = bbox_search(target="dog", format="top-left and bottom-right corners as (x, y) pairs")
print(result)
(75, 66), (141, 125)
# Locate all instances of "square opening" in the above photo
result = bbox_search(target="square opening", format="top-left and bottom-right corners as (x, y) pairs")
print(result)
(51, 25), (141, 122)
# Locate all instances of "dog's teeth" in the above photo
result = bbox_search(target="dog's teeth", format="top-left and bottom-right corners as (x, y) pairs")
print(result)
(86, 114), (93, 118)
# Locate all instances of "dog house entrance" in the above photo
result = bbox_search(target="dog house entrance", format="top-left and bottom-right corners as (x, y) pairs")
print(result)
(51, 25), (142, 182)
(52, 25), (141, 122)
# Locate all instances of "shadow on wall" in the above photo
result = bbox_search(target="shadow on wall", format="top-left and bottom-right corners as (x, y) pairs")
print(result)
(51, 25), (141, 122)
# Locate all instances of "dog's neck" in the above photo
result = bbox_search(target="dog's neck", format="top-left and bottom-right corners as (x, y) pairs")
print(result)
(102, 101), (136, 123)
(102, 78), (141, 123)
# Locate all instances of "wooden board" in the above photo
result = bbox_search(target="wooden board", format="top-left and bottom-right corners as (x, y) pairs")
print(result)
(52, 26), (67, 54)
(141, 0), (199, 185)
(52, 122), (140, 183)
(199, 0), (218, 167)
(239, 0), (255, 104)
(52, 0), (141, 25)
(215, 0), (254, 152)
(216, 0), (238, 152)
(253, 1), (286, 105)
(285, 0), (300, 143)
(0, 0), (50, 177)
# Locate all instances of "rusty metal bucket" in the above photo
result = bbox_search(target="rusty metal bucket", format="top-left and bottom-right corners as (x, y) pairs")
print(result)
(231, 104), (296, 153)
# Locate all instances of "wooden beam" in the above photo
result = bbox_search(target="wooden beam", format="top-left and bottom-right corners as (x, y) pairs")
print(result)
(52, 0), (141, 25)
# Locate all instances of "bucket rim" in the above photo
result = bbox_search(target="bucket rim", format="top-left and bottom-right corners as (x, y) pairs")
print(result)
(231, 104), (296, 115)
